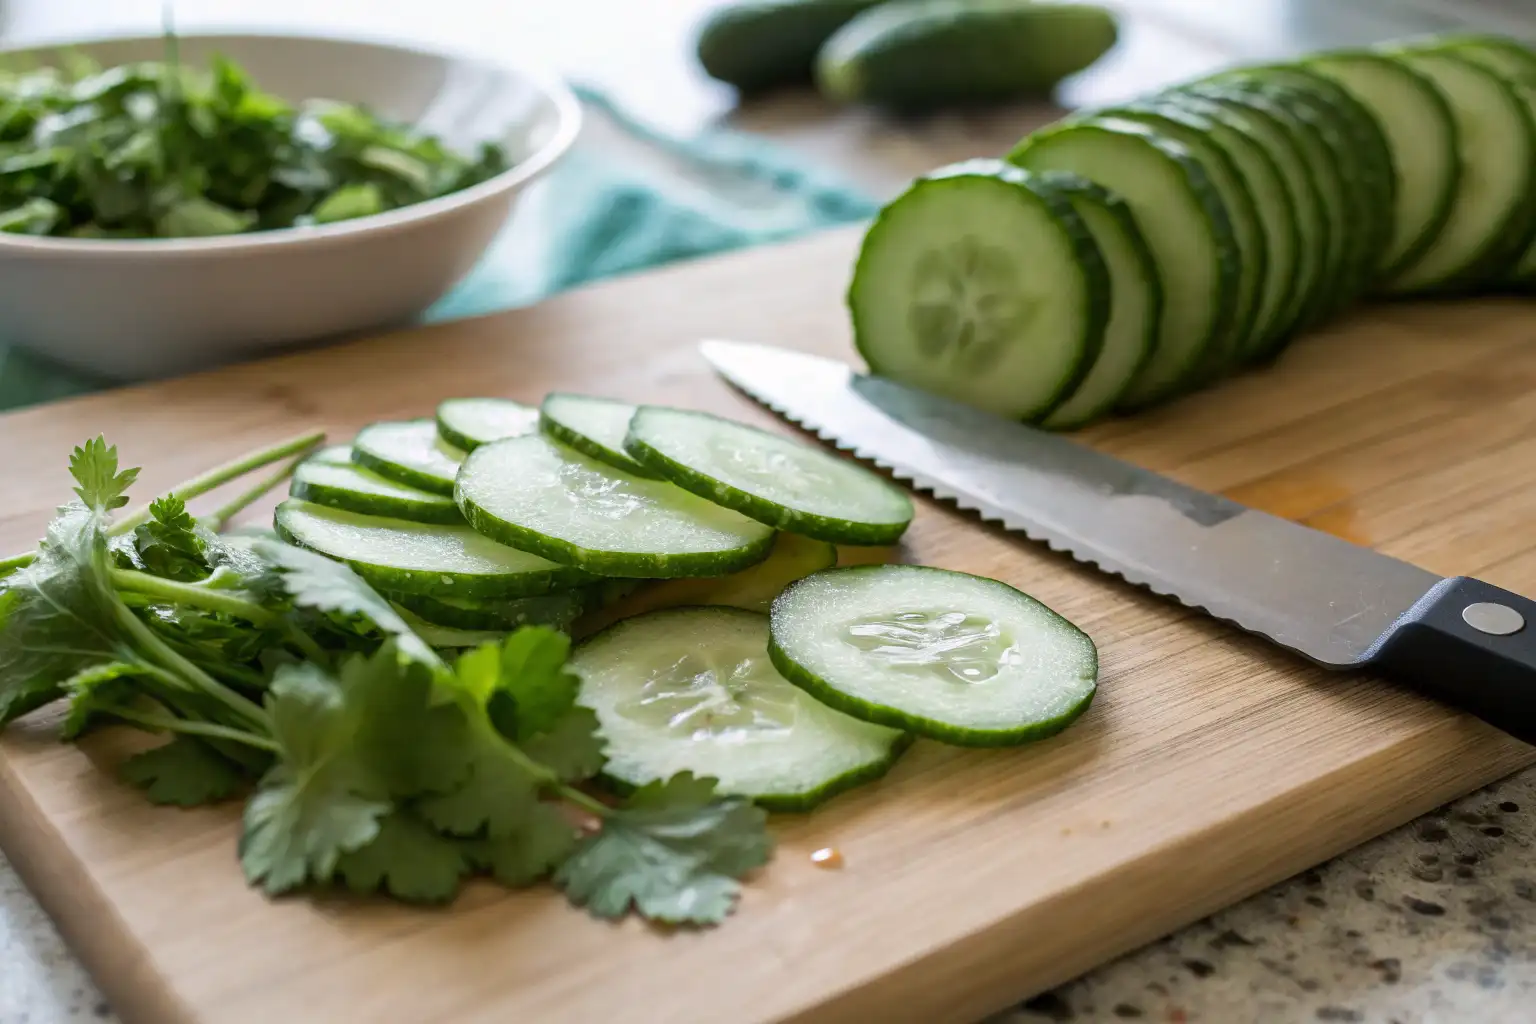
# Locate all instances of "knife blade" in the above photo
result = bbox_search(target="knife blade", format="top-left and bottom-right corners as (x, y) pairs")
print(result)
(700, 339), (1536, 745)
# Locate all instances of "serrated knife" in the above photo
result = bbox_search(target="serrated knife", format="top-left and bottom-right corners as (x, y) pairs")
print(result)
(700, 339), (1536, 746)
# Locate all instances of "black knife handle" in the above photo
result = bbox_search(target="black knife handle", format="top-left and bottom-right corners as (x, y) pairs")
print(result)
(1365, 577), (1536, 745)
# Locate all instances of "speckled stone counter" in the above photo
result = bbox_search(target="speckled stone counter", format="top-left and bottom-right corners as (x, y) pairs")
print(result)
(2, 768), (1531, 1024)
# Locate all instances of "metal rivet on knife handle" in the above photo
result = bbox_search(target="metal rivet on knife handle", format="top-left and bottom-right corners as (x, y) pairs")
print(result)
(1462, 602), (1526, 636)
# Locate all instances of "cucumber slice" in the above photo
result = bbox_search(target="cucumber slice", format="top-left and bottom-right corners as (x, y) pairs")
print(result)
(455, 435), (777, 578)
(847, 158), (1110, 423)
(572, 607), (910, 812)
(352, 420), (466, 497)
(578, 532), (838, 634)
(389, 587), (593, 632)
(1152, 92), (1302, 360)
(623, 405), (915, 544)
(1380, 49), (1536, 293)
(538, 393), (654, 477)
(1170, 86), (1323, 349)
(273, 498), (588, 599)
(1009, 117), (1240, 408)
(768, 565), (1097, 746)
(308, 445), (357, 467)
(434, 398), (540, 453)
(1304, 51), (1459, 280)
(391, 604), (509, 650)
(1087, 102), (1267, 377)
(288, 458), (463, 525)
(1031, 173), (1159, 429)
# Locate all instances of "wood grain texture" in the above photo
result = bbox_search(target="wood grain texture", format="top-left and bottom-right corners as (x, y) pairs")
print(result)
(1, 226), (1534, 1024)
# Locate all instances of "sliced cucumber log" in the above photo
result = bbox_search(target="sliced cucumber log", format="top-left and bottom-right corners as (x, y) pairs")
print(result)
(623, 405), (915, 544)
(1031, 172), (1159, 429)
(1009, 117), (1240, 408)
(538, 393), (654, 477)
(434, 398), (540, 453)
(768, 565), (1097, 746)
(352, 420), (466, 497)
(1379, 48), (1536, 293)
(273, 499), (589, 599)
(288, 457), (463, 525)
(847, 158), (1110, 423)
(573, 607), (910, 811)
(578, 531), (838, 634)
(389, 587), (593, 632)
(455, 435), (776, 578)
(1086, 102), (1267, 377)
(1304, 51), (1459, 281)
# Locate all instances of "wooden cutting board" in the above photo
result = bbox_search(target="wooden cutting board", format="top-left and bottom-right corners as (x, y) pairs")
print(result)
(2, 225), (1535, 1024)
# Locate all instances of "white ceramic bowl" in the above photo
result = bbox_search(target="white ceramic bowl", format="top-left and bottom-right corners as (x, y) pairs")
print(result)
(0, 31), (581, 380)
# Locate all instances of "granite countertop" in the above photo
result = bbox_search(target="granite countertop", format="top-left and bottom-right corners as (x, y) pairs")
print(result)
(0, 767), (1530, 1024)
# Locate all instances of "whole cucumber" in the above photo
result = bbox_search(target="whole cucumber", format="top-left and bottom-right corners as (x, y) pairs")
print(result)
(696, 0), (890, 94)
(817, 0), (1120, 110)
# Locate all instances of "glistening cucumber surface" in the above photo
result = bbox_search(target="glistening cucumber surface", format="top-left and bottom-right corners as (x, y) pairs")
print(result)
(455, 435), (776, 578)
(273, 499), (588, 599)
(539, 393), (654, 477)
(434, 397), (540, 452)
(769, 565), (1098, 746)
(352, 420), (466, 496)
(847, 158), (1110, 423)
(624, 405), (914, 544)
(572, 607), (910, 812)
(288, 458), (462, 525)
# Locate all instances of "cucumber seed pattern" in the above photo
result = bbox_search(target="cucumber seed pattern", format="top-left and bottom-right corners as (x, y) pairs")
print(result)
(910, 236), (1040, 373)
(616, 652), (799, 740)
(843, 610), (1019, 683)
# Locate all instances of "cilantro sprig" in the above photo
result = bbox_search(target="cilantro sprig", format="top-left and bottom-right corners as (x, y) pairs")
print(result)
(0, 435), (774, 925)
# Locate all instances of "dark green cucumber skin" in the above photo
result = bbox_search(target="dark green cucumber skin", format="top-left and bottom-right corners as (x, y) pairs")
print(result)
(537, 405), (657, 479)
(271, 514), (592, 601)
(817, 0), (1119, 110)
(388, 587), (594, 632)
(695, 0), (885, 93)
(1390, 42), (1536, 291)
(623, 409), (915, 545)
(767, 565), (1098, 748)
(1164, 86), (1320, 353)
(1301, 50), (1461, 283)
(598, 732), (915, 813)
(1081, 103), (1267, 383)
(1206, 68), (1395, 323)
(350, 423), (460, 498)
(455, 491), (777, 580)
(848, 158), (1112, 424)
(1150, 91), (1302, 360)
(287, 475), (464, 526)
(1027, 170), (1162, 428)
(1009, 119), (1241, 410)
(433, 417), (484, 456)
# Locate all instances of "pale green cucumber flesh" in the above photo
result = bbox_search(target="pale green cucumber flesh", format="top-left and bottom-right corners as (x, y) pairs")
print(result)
(848, 159), (1108, 423)
(352, 420), (466, 497)
(272, 499), (586, 599)
(623, 405), (914, 544)
(455, 435), (776, 578)
(572, 607), (910, 812)
(768, 564), (1097, 746)
(288, 459), (462, 525)
(538, 392), (655, 477)
(434, 398), (540, 452)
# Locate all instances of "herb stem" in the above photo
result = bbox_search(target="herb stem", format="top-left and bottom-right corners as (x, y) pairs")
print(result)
(205, 449), (310, 531)
(109, 567), (278, 625)
(112, 429), (325, 536)
(556, 784), (612, 819)
(488, 726), (613, 819)
(109, 706), (278, 753)
(111, 600), (269, 730)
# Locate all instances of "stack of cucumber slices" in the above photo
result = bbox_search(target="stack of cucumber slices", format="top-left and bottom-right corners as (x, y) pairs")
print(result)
(278, 393), (1098, 811)
(848, 32), (1536, 428)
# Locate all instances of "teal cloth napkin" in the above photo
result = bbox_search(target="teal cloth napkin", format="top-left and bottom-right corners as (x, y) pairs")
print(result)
(0, 86), (880, 413)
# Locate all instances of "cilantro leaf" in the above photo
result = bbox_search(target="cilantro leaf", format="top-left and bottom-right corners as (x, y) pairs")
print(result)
(69, 436), (139, 512)
(131, 495), (209, 582)
(60, 660), (154, 739)
(334, 808), (470, 904)
(556, 773), (773, 926)
(120, 736), (247, 806)
(415, 741), (539, 839)
(494, 627), (579, 739)
(239, 661), (390, 894)
(468, 803), (578, 886)
(251, 539), (439, 668)
(521, 707), (606, 782)
(344, 652), (472, 798)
